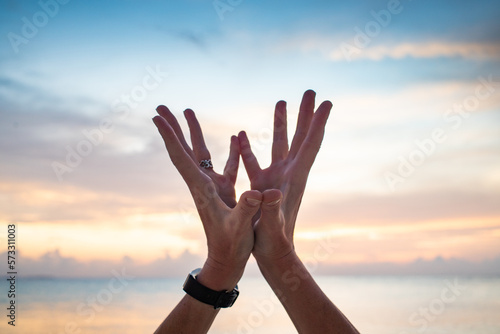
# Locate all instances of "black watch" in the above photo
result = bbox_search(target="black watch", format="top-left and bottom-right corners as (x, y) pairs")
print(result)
(183, 268), (239, 309)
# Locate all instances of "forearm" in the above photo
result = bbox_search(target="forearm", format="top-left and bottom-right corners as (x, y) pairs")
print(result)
(256, 251), (359, 334)
(154, 260), (243, 334)
(154, 294), (219, 334)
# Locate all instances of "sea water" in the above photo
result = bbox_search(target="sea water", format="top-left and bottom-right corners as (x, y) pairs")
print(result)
(0, 275), (499, 333)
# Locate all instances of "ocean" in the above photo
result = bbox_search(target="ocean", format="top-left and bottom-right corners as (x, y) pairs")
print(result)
(1, 275), (499, 333)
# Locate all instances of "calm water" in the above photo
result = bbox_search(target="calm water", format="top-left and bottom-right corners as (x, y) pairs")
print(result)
(1, 275), (499, 333)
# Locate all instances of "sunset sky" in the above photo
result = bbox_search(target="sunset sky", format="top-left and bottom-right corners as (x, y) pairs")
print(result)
(0, 0), (499, 277)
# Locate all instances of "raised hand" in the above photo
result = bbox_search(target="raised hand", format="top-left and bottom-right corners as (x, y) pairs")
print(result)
(238, 91), (359, 334)
(153, 96), (359, 334)
(153, 105), (262, 288)
(238, 90), (332, 260)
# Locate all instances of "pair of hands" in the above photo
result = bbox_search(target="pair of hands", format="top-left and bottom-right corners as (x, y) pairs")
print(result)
(152, 90), (332, 287)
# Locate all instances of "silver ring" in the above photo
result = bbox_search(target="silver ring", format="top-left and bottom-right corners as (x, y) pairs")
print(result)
(199, 159), (213, 169)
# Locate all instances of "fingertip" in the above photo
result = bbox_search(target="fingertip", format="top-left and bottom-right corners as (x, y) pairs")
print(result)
(319, 101), (333, 118)
(230, 135), (240, 146)
(242, 190), (263, 207)
(152, 115), (164, 126)
(156, 105), (170, 118)
(305, 89), (316, 97)
(183, 108), (195, 118)
(266, 198), (282, 206)
(229, 135), (240, 153)
(262, 189), (283, 207)
(238, 131), (248, 142)
(244, 189), (262, 197)
(239, 133), (252, 152)
(246, 197), (262, 207)
(152, 115), (174, 137)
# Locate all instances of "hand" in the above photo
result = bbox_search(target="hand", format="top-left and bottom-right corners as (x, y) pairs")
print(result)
(238, 90), (332, 261)
(153, 106), (262, 289)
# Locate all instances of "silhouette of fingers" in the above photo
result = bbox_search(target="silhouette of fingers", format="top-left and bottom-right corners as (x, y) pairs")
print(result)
(272, 100), (289, 163)
(184, 109), (212, 163)
(294, 100), (332, 182)
(156, 105), (196, 161)
(152, 115), (204, 187)
(238, 131), (261, 178)
(223, 135), (240, 185)
(289, 89), (316, 159)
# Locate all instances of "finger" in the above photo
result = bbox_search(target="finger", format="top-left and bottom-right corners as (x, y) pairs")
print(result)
(294, 100), (332, 181)
(152, 116), (204, 187)
(184, 108), (211, 161)
(260, 189), (283, 231)
(271, 100), (288, 163)
(238, 131), (261, 178)
(234, 190), (263, 222)
(223, 135), (240, 185)
(289, 89), (316, 159)
(256, 189), (292, 257)
(156, 105), (196, 161)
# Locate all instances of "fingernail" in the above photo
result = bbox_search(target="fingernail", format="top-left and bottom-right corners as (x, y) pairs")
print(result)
(246, 198), (262, 206)
(266, 198), (282, 206)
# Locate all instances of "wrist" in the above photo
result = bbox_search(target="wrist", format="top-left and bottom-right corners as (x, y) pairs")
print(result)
(253, 236), (294, 266)
(196, 257), (245, 291)
(254, 246), (296, 270)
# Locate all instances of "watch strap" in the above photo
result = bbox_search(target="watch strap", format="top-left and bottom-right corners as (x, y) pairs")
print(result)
(183, 272), (239, 309)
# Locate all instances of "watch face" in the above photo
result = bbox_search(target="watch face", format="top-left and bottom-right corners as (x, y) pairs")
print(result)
(184, 268), (201, 288)
(190, 268), (202, 277)
(183, 274), (190, 288)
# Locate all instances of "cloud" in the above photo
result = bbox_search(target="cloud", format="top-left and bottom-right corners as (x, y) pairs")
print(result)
(0, 73), (191, 208)
(330, 42), (500, 62)
(315, 255), (500, 276)
(4, 250), (498, 278)
(333, 79), (500, 127)
(0, 180), (191, 224)
(2, 249), (204, 278)
(174, 30), (209, 50)
(269, 28), (500, 62)
(1, 0), (499, 275)
(153, 26), (208, 49)
(271, 32), (500, 62)
(302, 190), (500, 226)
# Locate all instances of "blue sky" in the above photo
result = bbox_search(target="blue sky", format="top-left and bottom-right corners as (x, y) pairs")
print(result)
(0, 0), (499, 276)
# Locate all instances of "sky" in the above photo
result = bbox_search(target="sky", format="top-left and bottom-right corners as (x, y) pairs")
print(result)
(0, 0), (499, 277)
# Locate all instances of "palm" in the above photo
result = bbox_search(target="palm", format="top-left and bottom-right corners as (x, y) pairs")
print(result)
(250, 163), (286, 192)
(209, 171), (237, 208)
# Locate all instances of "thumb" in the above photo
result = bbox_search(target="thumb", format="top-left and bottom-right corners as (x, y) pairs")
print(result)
(259, 189), (284, 231)
(234, 190), (262, 221)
